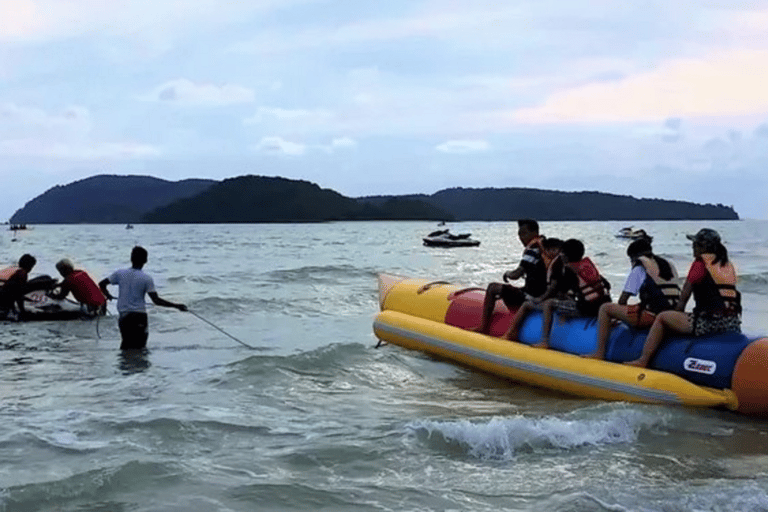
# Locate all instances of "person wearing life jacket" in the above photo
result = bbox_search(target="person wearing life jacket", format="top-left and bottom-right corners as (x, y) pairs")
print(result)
(49, 259), (107, 315)
(0, 254), (37, 320)
(584, 238), (680, 360)
(504, 237), (568, 341)
(472, 219), (548, 334)
(626, 228), (741, 368)
(529, 239), (612, 349)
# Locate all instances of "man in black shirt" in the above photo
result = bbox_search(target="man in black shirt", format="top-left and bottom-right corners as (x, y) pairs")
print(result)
(473, 219), (547, 334)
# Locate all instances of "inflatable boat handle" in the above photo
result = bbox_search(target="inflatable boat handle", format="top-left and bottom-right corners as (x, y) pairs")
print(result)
(417, 281), (452, 294)
(447, 287), (486, 300)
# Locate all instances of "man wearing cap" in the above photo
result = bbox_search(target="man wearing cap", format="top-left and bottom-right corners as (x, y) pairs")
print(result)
(49, 259), (107, 315)
(626, 228), (741, 367)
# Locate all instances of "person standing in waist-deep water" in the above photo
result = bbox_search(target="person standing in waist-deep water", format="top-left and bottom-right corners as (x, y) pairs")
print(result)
(472, 219), (547, 334)
(99, 246), (187, 350)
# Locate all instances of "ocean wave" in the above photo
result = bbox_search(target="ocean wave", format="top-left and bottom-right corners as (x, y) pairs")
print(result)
(406, 408), (662, 460)
(231, 343), (370, 377)
(738, 271), (768, 295)
(0, 460), (176, 511)
(261, 264), (379, 284)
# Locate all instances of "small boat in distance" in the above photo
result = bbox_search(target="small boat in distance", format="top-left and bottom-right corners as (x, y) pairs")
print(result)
(125, 224), (134, 229)
(616, 226), (652, 241)
(423, 229), (480, 247)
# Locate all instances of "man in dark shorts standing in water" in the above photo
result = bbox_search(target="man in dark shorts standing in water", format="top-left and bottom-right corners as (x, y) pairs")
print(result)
(473, 219), (547, 334)
(99, 246), (187, 350)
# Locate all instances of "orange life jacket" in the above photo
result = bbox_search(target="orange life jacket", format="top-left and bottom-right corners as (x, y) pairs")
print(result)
(567, 257), (610, 303)
(693, 254), (740, 315)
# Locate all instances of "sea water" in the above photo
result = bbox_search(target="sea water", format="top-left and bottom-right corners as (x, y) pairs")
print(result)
(2, 220), (768, 512)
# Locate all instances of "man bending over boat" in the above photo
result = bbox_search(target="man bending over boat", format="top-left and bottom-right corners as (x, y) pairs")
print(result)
(625, 229), (741, 368)
(0, 254), (36, 320)
(49, 259), (107, 315)
(518, 239), (612, 349)
(472, 219), (547, 334)
(99, 246), (187, 350)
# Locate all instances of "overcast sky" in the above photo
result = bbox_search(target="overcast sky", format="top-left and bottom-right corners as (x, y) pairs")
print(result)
(2, 0), (768, 220)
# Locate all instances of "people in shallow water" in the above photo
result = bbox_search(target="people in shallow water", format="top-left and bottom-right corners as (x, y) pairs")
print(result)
(99, 246), (187, 350)
(503, 237), (567, 341)
(584, 238), (680, 360)
(472, 219), (547, 334)
(0, 254), (37, 320)
(49, 259), (107, 315)
(526, 238), (612, 349)
(625, 228), (741, 368)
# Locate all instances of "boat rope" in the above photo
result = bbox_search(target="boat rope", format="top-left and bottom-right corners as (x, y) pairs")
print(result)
(417, 281), (452, 294)
(447, 287), (486, 300)
(188, 310), (257, 350)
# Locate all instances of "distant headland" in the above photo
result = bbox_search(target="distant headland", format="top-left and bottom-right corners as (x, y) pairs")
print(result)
(9, 174), (739, 224)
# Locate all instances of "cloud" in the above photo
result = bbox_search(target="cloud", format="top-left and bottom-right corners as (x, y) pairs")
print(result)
(243, 107), (333, 126)
(435, 139), (490, 153)
(510, 49), (768, 124)
(254, 136), (306, 155)
(143, 79), (255, 106)
(253, 135), (357, 155)
(0, 102), (159, 160)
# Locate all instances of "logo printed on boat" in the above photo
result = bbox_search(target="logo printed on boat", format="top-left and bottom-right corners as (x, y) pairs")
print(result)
(683, 357), (717, 375)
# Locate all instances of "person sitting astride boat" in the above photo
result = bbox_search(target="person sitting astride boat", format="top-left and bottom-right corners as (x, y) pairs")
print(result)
(504, 237), (567, 340)
(472, 219), (547, 334)
(528, 239), (612, 349)
(49, 259), (107, 315)
(0, 254), (37, 320)
(584, 238), (680, 360)
(626, 228), (741, 367)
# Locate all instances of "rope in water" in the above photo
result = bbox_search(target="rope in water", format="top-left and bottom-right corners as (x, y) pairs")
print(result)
(188, 310), (257, 349)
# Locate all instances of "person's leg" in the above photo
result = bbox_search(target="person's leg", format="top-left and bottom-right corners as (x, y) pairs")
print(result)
(504, 301), (532, 340)
(119, 312), (149, 350)
(532, 300), (555, 348)
(625, 311), (692, 367)
(472, 282), (503, 334)
(584, 303), (626, 359)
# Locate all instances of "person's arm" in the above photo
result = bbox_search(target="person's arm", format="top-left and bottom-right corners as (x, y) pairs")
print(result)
(98, 278), (115, 301)
(503, 265), (525, 282)
(675, 280), (693, 311)
(49, 280), (70, 300)
(617, 291), (632, 306)
(148, 291), (187, 311)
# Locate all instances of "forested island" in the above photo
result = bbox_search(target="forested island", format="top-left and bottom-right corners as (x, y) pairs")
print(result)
(9, 174), (739, 224)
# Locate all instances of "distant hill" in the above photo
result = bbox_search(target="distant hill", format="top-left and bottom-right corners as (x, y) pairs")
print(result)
(9, 174), (739, 223)
(10, 175), (216, 224)
(358, 187), (739, 221)
(143, 175), (452, 223)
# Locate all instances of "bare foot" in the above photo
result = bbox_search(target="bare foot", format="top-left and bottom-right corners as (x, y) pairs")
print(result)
(504, 330), (518, 341)
(530, 340), (549, 349)
(469, 325), (486, 334)
(581, 352), (603, 360)
(623, 359), (647, 368)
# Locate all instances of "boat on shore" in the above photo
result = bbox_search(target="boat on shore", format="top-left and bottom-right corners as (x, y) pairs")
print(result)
(422, 229), (480, 247)
(373, 274), (768, 417)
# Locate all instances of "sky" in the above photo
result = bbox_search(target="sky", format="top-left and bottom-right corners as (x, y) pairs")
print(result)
(2, 0), (768, 220)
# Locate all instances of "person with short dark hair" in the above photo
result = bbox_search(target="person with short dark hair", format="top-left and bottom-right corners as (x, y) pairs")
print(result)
(529, 238), (612, 349)
(503, 237), (567, 340)
(626, 228), (740, 368)
(0, 254), (37, 320)
(583, 238), (680, 360)
(99, 246), (187, 350)
(472, 219), (547, 334)
(50, 258), (107, 315)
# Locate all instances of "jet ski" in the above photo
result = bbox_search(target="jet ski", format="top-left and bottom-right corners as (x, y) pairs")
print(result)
(423, 229), (481, 247)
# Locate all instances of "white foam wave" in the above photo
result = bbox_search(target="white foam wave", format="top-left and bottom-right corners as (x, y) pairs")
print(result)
(406, 408), (661, 460)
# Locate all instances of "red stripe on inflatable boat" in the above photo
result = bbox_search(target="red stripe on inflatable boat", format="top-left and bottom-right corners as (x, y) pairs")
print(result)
(445, 289), (517, 337)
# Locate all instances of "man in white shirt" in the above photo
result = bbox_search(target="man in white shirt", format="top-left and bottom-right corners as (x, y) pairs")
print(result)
(99, 246), (187, 350)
